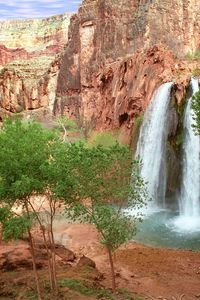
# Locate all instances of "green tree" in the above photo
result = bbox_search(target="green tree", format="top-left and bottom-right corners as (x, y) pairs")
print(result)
(54, 143), (148, 292)
(192, 90), (200, 135)
(0, 206), (33, 252)
(0, 118), (62, 299)
(0, 118), (148, 295)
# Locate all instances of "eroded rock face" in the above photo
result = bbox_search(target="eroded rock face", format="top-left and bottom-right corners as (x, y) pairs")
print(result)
(0, 13), (71, 116)
(145, 0), (200, 56)
(1, 0), (200, 131)
(0, 58), (61, 113)
(55, 0), (200, 136)
(0, 240), (76, 271)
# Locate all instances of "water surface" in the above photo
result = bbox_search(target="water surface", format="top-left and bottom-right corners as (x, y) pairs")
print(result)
(134, 210), (200, 250)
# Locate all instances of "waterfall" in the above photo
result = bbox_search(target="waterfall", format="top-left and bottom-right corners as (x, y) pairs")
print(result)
(178, 78), (200, 223)
(136, 82), (173, 208)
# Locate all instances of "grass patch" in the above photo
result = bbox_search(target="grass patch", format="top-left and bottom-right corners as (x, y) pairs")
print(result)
(96, 290), (116, 300)
(59, 278), (94, 296)
(25, 290), (38, 300)
(1, 268), (137, 300)
(117, 288), (133, 300)
(59, 278), (116, 299)
(87, 131), (119, 148)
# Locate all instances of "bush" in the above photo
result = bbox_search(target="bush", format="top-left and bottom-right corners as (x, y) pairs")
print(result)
(185, 50), (200, 61)
(87, 131), (119, 148)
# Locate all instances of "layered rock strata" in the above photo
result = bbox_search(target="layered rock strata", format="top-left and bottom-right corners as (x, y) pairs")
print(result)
(1, 0), (200, 133)
(55, 0), (200, 134)
(0, 13), (71, 115)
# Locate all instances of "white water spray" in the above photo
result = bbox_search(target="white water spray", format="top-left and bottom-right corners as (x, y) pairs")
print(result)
(173, 78), (200, 232)
(136, 82), (173, 208)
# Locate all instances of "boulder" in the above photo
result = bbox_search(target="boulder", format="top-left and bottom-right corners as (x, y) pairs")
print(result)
(54, 244), (76, 262)
(77, 255), (96, 269)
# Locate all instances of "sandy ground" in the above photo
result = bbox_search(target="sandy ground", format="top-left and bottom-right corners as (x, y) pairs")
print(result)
(1, 220), (200, 299)
(53, 222), (200, 300)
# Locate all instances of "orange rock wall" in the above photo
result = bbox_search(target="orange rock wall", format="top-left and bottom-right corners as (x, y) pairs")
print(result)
(0, 14), (71, 114)
(55, 0), (200, 134)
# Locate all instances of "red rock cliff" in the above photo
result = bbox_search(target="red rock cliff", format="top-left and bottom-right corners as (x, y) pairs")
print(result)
(55, 0), (200, 133)
(0, 13), (71, 115)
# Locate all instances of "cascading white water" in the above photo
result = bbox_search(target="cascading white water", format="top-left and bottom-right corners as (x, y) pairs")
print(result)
(173, 78), (200, 232)
(136, 82), (173, 208)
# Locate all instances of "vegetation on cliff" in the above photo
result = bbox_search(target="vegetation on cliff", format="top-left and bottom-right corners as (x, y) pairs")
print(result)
(192, 90), (200, 135)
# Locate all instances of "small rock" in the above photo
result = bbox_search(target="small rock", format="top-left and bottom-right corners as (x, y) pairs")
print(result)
(54, 245), (75, 262)
(77, 255), (96, 269)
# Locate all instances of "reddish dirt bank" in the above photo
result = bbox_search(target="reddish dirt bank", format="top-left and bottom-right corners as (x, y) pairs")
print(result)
(117, 244), (200, 299)
(59, 223), (200, 300)
(0, 223), (200, 299)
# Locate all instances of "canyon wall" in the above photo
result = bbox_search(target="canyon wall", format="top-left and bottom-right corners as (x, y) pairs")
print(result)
(1, 0), (200, 134)
(0, 13), (71, 117)
(55, 0), (200, 134)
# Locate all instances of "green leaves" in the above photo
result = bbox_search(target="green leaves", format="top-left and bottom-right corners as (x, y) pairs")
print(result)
(192, 90), (200, 135)
(0, 118), (58, 202)
(60, 143), (148, 252)
(0, 118), (148, 252)
(0, 207), (32, 242)
(0, 207), (11, 223)
(3, 215), (32, 242)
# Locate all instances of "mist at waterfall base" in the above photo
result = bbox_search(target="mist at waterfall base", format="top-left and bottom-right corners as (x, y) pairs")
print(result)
(128, 79), (200, 250)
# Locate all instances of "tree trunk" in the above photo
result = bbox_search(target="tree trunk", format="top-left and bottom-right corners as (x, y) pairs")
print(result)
(41, 227), (54, 290)
(49, 223), (58, 293)
(25, 201), (42, 300)
(27, 199), (54, 290)
(106, 246), (116, 292)
(28, 229), (43, 300)
(48, 197), (58, 294)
